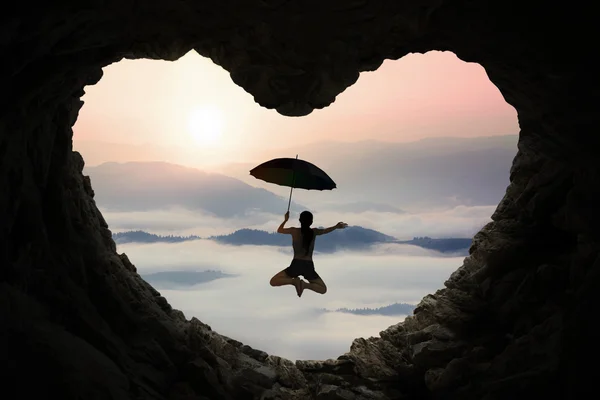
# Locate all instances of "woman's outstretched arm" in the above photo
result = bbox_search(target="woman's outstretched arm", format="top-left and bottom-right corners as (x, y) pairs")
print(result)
(277, 211), (294, 234)
(314, 222), (348, 236)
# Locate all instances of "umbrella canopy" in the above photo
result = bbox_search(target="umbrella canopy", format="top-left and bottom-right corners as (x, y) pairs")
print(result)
(249, 157), (336, 190)
(249, 156), (336, 212)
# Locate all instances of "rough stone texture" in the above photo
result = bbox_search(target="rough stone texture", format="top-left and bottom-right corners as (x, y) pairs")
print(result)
(1, 1), (599, 399)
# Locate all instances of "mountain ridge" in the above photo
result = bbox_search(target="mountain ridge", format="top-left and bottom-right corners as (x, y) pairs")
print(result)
(320, 302), (416, 316)
(78, 135), (517, 214)
(112, 228), (473, 254)
(84, 161), (305, 217)
(216, 135), (518, 209)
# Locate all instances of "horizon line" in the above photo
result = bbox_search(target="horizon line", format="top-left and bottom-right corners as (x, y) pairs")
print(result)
(74, 132), (518, 149)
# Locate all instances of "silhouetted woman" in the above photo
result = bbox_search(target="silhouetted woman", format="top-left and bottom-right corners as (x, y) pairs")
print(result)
(269, 210), (347, 297)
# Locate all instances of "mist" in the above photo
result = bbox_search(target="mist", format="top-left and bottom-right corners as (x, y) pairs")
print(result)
(120, 238), (463, 361)
(101, 197), (486, 360)
(101, 204), (494, 240)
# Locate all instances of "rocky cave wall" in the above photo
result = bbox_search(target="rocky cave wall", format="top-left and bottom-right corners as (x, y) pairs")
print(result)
(1, 1), (599, 399)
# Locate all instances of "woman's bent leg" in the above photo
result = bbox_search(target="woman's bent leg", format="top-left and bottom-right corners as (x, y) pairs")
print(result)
(269, 270), (295, 286)
(303, 278), (327, 294)
(270, 270), (304, 297)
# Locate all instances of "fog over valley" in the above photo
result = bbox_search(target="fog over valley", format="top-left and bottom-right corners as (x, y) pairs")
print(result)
(101, 204), (493, 241)
(120, 239), (462, 360)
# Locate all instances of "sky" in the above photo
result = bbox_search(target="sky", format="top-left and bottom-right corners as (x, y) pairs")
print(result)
(72, 50), (518, 169)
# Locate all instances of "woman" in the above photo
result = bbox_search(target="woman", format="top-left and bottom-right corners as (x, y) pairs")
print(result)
(269, 210), (348, 297)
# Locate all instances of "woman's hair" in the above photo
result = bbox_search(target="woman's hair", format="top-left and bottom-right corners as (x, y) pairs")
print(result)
(299, 211), (314, 255)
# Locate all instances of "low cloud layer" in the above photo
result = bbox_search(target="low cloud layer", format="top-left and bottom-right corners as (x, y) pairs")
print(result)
(101, 207), (277, 237)
(121, 239), (463, 360)
(102, 204), (495, 240)
(303, 205), (494, 239)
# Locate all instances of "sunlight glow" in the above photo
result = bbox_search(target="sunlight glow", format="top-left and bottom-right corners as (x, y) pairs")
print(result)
(187, 105), (224, 146)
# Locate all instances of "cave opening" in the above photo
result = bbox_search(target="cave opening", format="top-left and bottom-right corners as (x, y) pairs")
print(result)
(3, 2), (598, 398)
(71, 49), (517, 362)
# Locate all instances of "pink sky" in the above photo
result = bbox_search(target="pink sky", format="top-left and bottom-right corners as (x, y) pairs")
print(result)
(73, 50), (517, 168)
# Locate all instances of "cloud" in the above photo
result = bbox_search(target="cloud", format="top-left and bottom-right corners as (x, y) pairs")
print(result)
(101, 206), (279, 236)
(102, 204), (494, 240)
(120, 239), (463, 361)
(308, 205), (494, 240)
(103, 202), (485, 360)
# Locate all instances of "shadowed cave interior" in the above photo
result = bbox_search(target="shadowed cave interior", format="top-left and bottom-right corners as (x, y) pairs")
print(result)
(1, 1), (600, 399)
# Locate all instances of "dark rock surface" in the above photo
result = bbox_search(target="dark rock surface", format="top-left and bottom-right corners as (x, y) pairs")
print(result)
(1, 1), (599, 399)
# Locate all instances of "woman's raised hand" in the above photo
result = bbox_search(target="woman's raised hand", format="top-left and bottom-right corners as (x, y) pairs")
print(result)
(336, 222), (348, 229)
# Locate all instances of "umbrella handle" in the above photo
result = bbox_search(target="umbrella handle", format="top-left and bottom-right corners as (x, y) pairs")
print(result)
(286, 154), (298, 213)
(287, 186), (294, 213)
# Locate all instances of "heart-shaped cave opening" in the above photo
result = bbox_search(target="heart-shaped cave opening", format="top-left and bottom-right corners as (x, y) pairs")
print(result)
(1, 2), (598, 400)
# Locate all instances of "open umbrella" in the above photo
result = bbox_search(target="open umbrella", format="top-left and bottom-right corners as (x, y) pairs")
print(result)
(249, 155), (336, 212)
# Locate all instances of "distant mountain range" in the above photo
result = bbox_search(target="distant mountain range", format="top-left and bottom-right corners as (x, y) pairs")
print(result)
(320, 302), (416, 316)
(112, 228), (472, 254)
(83, 161), (305, 217)
(78, 136), (516, 215)
(210, 226), (396, 253)
(218, 135), (518, 209)
(113, 230), (201, 244)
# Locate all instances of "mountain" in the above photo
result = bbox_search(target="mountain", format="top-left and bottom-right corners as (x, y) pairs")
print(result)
(141, 270), (235, 289)
(210, 229), (288, 246)
(77, 136), (516, 213)
(321, 302), (416, 316)
(74, 140), (186, 166)
(217, 135), (518, 209)
(210, 226), (397, 252)
(112, 230), (201, 244)
(111, 229), (473, 254)
(84, 161), (304, 217)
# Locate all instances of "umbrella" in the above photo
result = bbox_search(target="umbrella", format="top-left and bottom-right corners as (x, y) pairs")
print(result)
(249, 155), (336, 212)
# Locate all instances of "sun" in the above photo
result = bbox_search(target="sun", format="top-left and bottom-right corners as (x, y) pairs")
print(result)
(187, 105), (224, 146)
